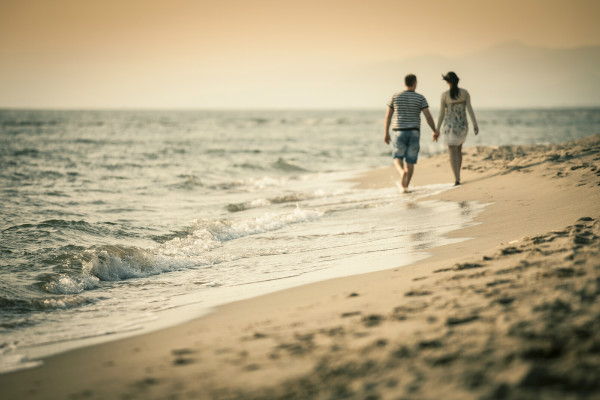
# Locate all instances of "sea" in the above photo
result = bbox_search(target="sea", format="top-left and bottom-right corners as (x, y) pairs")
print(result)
(1, 108), (599, 373)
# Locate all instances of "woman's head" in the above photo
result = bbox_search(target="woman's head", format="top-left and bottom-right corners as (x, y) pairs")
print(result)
(442, 72), (460, 100)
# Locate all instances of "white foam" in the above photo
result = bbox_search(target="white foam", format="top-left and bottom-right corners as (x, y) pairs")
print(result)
(205, 206), (323, 242)
(82, 246), (175, 281)
(44, 274), (99, 294)
(35, 296), (93, 309)
(249, 198), (271, 208)
(0, 343), (43, 374)
(247, 176), (289, 189)
(158, 229), (222, 257)
(59, 206), (325, 285)
(228, 198), (272, 212)
(160, 206), (323, 258)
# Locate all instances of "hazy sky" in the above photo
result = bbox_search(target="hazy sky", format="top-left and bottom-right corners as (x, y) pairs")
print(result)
(1, 0), (599, 108)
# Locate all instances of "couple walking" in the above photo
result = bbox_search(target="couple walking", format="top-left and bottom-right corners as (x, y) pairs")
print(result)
(384, 72), (478, 192)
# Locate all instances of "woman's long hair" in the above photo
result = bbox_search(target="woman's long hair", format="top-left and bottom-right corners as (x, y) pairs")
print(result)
(443, 72), (460, 100)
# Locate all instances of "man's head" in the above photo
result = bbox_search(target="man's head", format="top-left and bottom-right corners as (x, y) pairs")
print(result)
(405, 74), (417, 90)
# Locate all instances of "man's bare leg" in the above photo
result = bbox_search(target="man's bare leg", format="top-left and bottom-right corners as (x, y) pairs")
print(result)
(404, 163), (415, 189)
(394, 158), (414, 192)
(393, 158), (406, 190)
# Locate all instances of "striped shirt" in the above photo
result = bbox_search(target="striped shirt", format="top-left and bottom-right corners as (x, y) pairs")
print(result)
(387, 90), (429, 130)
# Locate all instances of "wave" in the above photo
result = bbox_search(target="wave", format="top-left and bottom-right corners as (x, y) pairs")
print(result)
(209, 176), (290, 191)
(225, 189), (341, 213)
(101, 162), (144, 171)
(0, 317), (36, 330)
(161, 206), (324, 257)
(42, 273), (100, 295)
(0, 292), (96, 313)
(225, 193), (309, 212)
(218, 115), (376, 129)
(3, 219), (143, 238)
(247, 176), (290, 189)
(22, 246), (185, 300)
(0, 343), (43, 374)
(25, 206), (324, 299)
(74, 138), (103, 145)
(4, 219), (93, 232)
(208, 206), (322, 240)
(12, 148), (40, 157)
(225, 198), (271, 212)
(270, 193), (306, 204)
(234, 162), (265, 170)
(0, 205), (324, 320)
(168, 174), (204, 190)
(2, 120), (58, 127)
(271, 158), (309, 172)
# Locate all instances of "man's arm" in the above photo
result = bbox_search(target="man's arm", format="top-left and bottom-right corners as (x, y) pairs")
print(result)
(384, 106), (394, 144)
(422, 108), (438, 141)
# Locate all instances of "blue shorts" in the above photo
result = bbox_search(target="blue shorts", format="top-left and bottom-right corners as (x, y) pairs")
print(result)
(392, 130), (420, 164)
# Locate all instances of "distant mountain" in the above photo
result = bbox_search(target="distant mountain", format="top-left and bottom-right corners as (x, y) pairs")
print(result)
(1, 41), (596, 109)
(336, 42), (600, 108)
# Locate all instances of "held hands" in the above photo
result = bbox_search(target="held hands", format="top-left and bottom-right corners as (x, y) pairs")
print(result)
(432, 130), (440, 142)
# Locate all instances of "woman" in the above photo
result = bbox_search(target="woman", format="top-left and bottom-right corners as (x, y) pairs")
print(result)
(434, 72), (479, 185)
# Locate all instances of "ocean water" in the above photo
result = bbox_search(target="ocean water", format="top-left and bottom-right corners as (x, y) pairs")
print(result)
(1, 108), (599, 373)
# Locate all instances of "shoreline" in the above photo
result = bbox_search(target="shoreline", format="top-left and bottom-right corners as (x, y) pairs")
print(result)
(1, 135), (599, 399)
(1, 169), (480, 372)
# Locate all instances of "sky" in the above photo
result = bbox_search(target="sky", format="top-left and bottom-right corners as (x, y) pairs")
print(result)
(1, 0), (599, 109)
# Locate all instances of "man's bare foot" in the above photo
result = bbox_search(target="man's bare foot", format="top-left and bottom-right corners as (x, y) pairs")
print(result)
(395, 181), (410, 193)
(454, 180), (461, 186)
(401, 171), (409, 191)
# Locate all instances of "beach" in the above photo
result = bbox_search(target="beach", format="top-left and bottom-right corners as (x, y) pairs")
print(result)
(1, 134), (599, 399)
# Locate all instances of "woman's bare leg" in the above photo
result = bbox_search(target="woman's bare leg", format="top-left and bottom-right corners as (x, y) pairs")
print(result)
(457, 144), (463, 184)
(448, 145), (460, 185)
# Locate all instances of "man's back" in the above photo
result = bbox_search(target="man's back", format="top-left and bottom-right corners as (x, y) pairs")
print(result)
(387, 90), (428, 131)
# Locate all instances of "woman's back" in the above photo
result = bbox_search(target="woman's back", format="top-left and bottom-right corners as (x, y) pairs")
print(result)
(438, 88), (476, 146)
(443, 88), (468, 106)
(436, 72), (479, 186)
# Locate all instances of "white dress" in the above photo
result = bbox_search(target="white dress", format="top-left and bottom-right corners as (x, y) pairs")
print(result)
(437, 88), (477, 146)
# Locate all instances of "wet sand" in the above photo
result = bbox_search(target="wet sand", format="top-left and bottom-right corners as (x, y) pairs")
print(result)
(1, 135), (599, 400)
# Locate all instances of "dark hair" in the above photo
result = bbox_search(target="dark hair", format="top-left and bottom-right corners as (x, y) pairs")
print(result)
(405, 74), (417, 87)
(442, 72), (460, 100)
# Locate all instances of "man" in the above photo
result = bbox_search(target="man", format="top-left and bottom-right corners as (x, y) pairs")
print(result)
(384, 74), (437, 192)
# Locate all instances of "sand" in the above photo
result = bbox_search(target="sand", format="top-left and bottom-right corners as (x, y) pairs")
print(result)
(1, 135), (599, 400)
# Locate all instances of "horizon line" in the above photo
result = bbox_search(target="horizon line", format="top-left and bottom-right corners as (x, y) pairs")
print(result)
(2, 105), (600, 112)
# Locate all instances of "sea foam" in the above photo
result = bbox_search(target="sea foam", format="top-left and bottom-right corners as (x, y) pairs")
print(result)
(42, 206), (324, 291)
(0, 343), (43, 374)
(161, 206), (324, 257)
(43, 274), (100, 294)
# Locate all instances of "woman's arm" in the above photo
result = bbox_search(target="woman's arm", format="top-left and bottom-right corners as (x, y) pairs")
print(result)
(436, 92), (446, 132)
(465, 90), (479, 135)
(433, 92), (446, 142)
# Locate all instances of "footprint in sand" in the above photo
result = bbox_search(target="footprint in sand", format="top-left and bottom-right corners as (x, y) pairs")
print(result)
(171, 348), (198, 366)
(362, 314), (385, 327)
